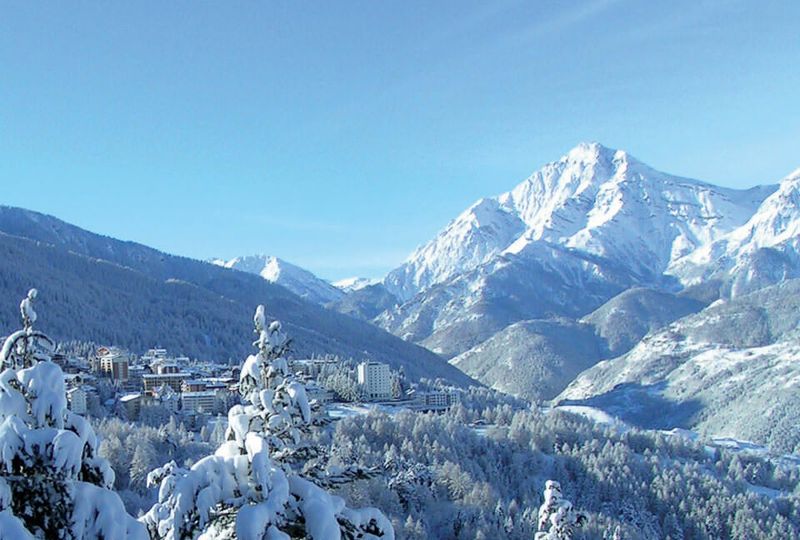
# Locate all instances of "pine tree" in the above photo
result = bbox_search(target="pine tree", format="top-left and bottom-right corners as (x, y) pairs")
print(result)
(534, 480), (587, 540)
(141, 304), (394, 539)
(130, 440), (158, 490)
(209, 414), (227, 445)
(0, 289), (146, 539)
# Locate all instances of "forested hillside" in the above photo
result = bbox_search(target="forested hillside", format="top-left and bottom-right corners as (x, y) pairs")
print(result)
(0, 208), (473, 385)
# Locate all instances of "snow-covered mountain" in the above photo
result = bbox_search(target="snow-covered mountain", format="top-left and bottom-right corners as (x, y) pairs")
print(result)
(327, 283), (398, 321)
(384, 197), (526, 301)
(332, 277), (380, 292)
(557, 279), (800, 453)
(377, 244), (638, 357)
(384, 142), (774, 302)
(378, 143), (774, 358)
(668, 167), (800, 297)
(212, 255), (345, 305)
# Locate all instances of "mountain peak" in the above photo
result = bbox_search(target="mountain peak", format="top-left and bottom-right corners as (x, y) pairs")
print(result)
(559, 143), (644, 178)
(782, 166), (800, 185)
(385, 143), (775, 301)
(213, 254), (345, 305)
(333, 276), (380, 292)
(563, 141), (618, 163)
(260, 255), (283, 281)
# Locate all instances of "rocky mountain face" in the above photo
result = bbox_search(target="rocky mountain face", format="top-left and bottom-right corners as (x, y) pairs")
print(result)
(668, 167), (800, 298)
(376, 143), (774, 361)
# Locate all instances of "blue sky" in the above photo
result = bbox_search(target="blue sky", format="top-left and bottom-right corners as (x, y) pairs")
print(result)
(1, 1), (798, 280)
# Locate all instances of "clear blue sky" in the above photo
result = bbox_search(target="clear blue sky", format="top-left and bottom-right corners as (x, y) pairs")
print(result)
(1, 1), (798, 280)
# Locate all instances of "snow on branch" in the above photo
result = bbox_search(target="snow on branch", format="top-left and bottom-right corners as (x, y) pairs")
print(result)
(535, 480), (587, 540)
(0, 289), (146, 539)
(141, 304), (394, 539)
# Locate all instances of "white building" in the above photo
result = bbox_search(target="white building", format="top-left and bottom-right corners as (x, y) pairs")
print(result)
(143, 372), (192, 394)
(119, 392), (142, 420)
(357, 361), (392, 401)
(67, 388), (87, 415)
(152, 384), (180, 413)
(143, 358), (192, 394)
(412, 389), (457, 411)
(182, 391), (218, 414)
(99, 350), (129, 383)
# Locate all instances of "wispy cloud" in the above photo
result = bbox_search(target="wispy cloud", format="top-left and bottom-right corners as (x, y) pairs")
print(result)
(607, 0), (746, 45)
(493, 0), (628, 50)
(292, 0), (630, 137)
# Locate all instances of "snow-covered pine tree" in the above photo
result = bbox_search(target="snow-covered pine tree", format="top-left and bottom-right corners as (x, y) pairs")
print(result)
(141, 304), (394, 540)
(534, 480), (587, 540)
(213, 414), (227, 442)
(0, 289), (147, 539)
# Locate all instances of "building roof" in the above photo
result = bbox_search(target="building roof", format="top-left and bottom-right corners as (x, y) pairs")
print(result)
(359, 360), (388, 367)
(142, 372), (191, 379)
(182, 391), (218, 398)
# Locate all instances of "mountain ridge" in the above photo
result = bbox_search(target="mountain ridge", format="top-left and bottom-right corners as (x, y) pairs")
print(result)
(383, 142), (775, 303)
(211, 254), (345, 305)
(0, 205), (475, 386)
(376, 142), (776, 361)
(668, 167), (800, 297)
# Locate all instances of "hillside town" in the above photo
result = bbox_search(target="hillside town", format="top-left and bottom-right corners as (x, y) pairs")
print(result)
(56, 345), (460, 432)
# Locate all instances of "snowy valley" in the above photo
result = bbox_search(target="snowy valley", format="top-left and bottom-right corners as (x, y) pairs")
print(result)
(2, 143), (800, 540)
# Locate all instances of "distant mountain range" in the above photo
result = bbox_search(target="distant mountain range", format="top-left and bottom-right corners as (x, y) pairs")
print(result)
(207, 255), (400, 322)
(213, 142), (800, 453)
(331, 277), (380, 292)
(0, 206), (474, 386)
(14, 140), (800, 452)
